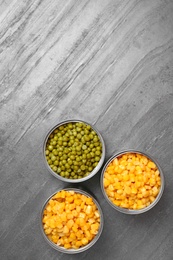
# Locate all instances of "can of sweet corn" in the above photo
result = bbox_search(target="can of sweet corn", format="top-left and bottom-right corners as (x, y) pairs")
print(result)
(100, 150), (164, 214)
(40, 187), (104, 253)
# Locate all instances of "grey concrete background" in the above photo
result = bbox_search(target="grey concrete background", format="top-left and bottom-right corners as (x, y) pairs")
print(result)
(0, 0), (173, 259)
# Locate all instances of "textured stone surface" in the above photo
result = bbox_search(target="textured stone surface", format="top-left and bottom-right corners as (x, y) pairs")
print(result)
(0, 0), (173, 259)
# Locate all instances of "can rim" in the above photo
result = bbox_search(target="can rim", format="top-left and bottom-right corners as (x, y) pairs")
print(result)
(100, 149), (165, 215)
(43, 119), (106, 183)
(40, 187), (104, 254)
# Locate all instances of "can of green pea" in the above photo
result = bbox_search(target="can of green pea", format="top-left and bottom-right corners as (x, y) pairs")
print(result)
(43, 119), (106, 183)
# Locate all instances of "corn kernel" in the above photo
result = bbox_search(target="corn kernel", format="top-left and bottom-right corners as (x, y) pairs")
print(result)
(148, 161), (157, 169)
(82, 238), (89, 245)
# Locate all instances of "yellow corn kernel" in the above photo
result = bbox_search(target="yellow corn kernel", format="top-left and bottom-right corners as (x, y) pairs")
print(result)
(46, 205), (52, 212)
(119, 165), (125, 171)
(120, 202), (129, 208)
(94, 210), (100, 218)
(149, 196), (155, 203)
(63, 225), (69, 234)
(66, 219), (74, 229)
(148, 161), (156, 169)
(69, 232), (76, 239)
(117, 189), (123, 194)
(82, 238), (89, 245)
(85, 197), (93, 205)
(137, 193), (143, 199)
(149, 178), (156, 186)
(133, 203), (137, 210)
(45, 228), (52, 235)
(135, 166), (142, 173)
(113, 200), (121, 206)
(123, 174), (129, 181)
(108, 184), (114, 191)
(124, 186), (131, 195)
(64, 243), (71, 249)
(113, 158), (119, 165)
(137, 204), (145, 209)
(129, 173), (135, 182)
(131, 187), (137, 194)
(106, 190), (115, 197)
(103, 178), (110, 188)
(113, 182), (122, 189)
(86, 205), (92, 214)
(76, 230), (83, 239)
(152, 186), (159, 196)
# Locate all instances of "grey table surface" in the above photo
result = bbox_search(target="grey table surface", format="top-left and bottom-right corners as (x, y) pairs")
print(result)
(1, 0), (173, 260)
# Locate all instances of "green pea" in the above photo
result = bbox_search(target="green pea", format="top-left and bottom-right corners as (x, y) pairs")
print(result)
(60, 172), (65, 177)
(82, 139), (86, 144)
(68, 123), (73, 129)
(68, 159), (73, 165)
(81, 165), (86, 171)
(52, 149), (58, 155)
(65, 172), (70, 177)
(77, 133), (82, 139)
(73, 165), (79, 171)
(84, 129), (89, 135)
(76, 146), (81, 151)
(63, 136), (68, 141)
(89, 134), (94, 139)
(51, 155), (56, 161)
(48, 145), (53, 151)
(81, 130), (85, 136)
(88, 166), (93, 172)
(95, 150), (101, 156)
(84, 136), (90, 141)
(54, 135), (58, 141)
(90, 152), (95, 157)
(58, 140), (63, 146)
(62, 159), (66, 165)
(74, 161), (79, 166)
(73, 131), (77, 136)
(76, 127), (81, 132)
(45, 150), (49, 155)
(87, 154), (91, 159)
(53, 166), (58, 172)
(57, 167), (61, 173)
(48, 159), (52, 165)
(70, 155), (75, 160)
(89, 143), (94, 149)
(65, 163), (70, 169)
(82, 145), (87, 150)
(54, 160), (59, 166)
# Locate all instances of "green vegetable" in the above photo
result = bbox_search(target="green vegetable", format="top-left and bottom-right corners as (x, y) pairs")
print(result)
(45, 122), (102, 179)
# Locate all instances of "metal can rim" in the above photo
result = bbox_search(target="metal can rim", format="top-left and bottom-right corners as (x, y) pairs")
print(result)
(43, 119), (106, 183)
(100, 149), (165, 215)
(40, 187), (104, 254)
